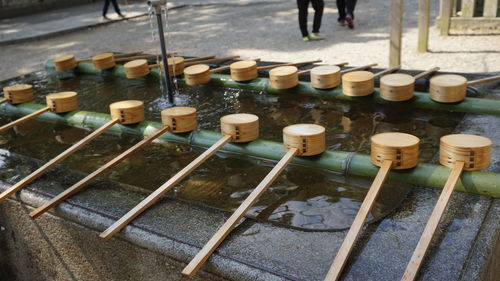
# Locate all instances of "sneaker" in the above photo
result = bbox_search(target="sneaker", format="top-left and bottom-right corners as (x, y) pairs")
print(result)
(336, 20), (346, 26)
(345, 14), (354, 29)
(102, 15), (111, 21)
(118, 13), (126, 19)
(310, 33), (326, 40)
(303, 36), (310, 42)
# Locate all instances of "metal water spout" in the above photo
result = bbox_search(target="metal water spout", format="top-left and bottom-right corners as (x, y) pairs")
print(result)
(148, 0), (174, 104)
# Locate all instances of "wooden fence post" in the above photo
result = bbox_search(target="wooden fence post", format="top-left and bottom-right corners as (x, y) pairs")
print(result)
(417, 0), (430, 52)
(439, 0), (453, 36)
(389, 0), (404, 67)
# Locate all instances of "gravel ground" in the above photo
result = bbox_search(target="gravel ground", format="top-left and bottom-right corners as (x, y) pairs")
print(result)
(1, 0), (499, 81)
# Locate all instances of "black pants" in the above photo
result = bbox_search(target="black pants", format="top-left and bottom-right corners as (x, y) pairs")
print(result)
(297, 0), (324, 37)
(103, 0), (122, 16)
(336, 0), (357, 21)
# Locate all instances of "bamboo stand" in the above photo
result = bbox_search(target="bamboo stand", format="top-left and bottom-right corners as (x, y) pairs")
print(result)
(182, 123), (325, 277)
(29, 106), (197, 219)
(98, 113), (259, 240)
(230, 59), (323, 82)
(341, 65), (400, 95)
(401, 134), (492, 281)
(429, 74), (500, 103)
(324, 132), (420, 281)
(2, 84), (34, 104)
(380, 67), (439, 101)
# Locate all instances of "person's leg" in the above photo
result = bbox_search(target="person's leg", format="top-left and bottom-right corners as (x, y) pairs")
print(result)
(111, 0), (123, 16)
(346, 0), (357, 19)
(311, 0), (324, 34)
(297, 0), (310, 38)
(336, 0), (346, 22)
(102, 0), (111, 17)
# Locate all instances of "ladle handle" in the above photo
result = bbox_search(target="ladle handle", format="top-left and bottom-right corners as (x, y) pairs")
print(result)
(115, 54), (159, 62)
(0, 98), (8, 105)
(182, 148), (299, 278)
(373, 65), (401, 78)
(0, 107), (50, 134)
(185, 56), (241, 67)
(29, 125), (171, 219)
(401, 161), (464, 281)
(114, 51), (144, 57)
(466, 75), (500, 86)
(340, 63), (378, 74)
(256, 59), (323, 70)
(209, 65), (231, 74)
(413, 67), (440, 80)
(184, 56), (216, 62)
(99, 134), (232, 240)
(0, 118), (119, 202)
(324, 159), (392, 281)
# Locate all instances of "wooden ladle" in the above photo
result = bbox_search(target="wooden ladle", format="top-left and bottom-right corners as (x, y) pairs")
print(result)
(98, 113), (259, 240)
(401, 134), (492, 281)
(182, 123), (326, 277)
(92, 53), (162, 70)
(0, 91), (78, 134)
(324, 132), (420, 281)
(1, 84), (34, 105)
(340, 65), (401, 95)
(380, 67), (440, 101)
(0, 99), (146, 202)
(183, 64), (233, 86)
(311, 63), (377, 90)
(230, 60), (324, 82)
(29, 106), (198, 219)
(429, 74), (500, 103)
(165, 56), (246, 77)
(53, 52), (143, 71)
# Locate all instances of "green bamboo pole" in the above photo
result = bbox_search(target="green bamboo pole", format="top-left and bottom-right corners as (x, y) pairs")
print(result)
(43, 60), (500, 116)
(2, 102), (500, 198)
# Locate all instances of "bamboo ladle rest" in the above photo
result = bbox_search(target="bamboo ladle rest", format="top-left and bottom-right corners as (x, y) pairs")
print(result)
(230, 59), (324, 82)
(53, 51), (143, 71)
(340, 65), (401, 95)
(99, 113), (259, 240)
(1, 84), (34, 105)
(0, 99), (145, 202)
(311, 63), (381, 91)
(29, 106), (198, 218)
(0, 91), (79, 134)
(401, 134), (492, 281)
(324, 132), (420, 281)
(429, 74), (500, 103)
(379, 67), (440, 101)
(182, 123), (326, 277)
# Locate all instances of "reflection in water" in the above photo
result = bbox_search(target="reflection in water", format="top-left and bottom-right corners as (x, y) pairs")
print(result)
(0, 71), (463, 231)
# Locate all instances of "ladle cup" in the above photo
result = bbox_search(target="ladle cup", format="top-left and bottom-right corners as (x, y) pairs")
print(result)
(380, 67), (440, 101)
(230, 59), (324, 82)
(429, 74), (500, 103)
(401, 134), (492, 281)
(182, 123), (326, 277)
(184, 62), (236, 86)
(29, 106), (198, 219)
(324, 132), (420, 281)
(99, 113), (259, 240)
(1, 84), (34, 105)
(340, 65), (401, 95)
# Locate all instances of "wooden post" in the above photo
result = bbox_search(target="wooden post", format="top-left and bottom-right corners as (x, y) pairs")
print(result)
(439, 0), (453, 36)
(417, 0), (431, 52)
(389, 0), (404, 67)
(460, 0), (476, 17)
(483, 0), (499, 17)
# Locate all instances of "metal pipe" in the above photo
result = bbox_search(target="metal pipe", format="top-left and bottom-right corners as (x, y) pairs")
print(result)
(149, 0), (174, 104)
